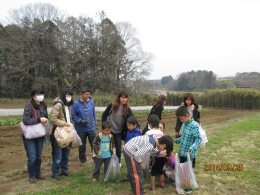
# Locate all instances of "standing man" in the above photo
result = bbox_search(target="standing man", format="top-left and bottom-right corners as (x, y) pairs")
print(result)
(71, 86), (97, 165)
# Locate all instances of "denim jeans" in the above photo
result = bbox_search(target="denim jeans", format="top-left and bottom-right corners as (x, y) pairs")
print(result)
(78, 131), (96, 163)
(51, 135), (70, 176)
(23, 136), (44, 179)
(112, 132), (122, 163)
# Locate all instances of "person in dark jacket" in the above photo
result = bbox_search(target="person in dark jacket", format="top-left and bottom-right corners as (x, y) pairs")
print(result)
(175, 93), (201, 137)
(102, 91), (134, 163)
(142, 94), (167, 135)
(49, 88), (74, 178)
(125, 116), (142, 143)
(22, 87), (48, 183)
(71, 86), (97, 164)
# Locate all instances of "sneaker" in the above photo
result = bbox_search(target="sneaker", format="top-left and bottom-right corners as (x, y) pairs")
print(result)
(176, 189), (185, 194)
(36, 175), (45, 180)
(119, 177), (128, 182)
(184, 188), (192, 194)
(61, 171), (70, 176)
(155, 183), (165, 188)
(29, 177), (37, 183)
(51, 174), (61, 180)
(80, 161), (87, 166)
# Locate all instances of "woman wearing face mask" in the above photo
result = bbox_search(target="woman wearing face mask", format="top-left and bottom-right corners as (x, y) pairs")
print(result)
(49, 88), (74, 179)
(102, 91), (134, 164)
(175, 93), (200, 137)
(22, 87), (48, 183)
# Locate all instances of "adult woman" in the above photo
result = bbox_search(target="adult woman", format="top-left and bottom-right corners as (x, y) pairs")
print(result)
(175, 92), (200, 137)
(102, 91), (134, 163)
(142, 94), (167, 135)
(22, 87), (48, 183)
(49, 88), (74, 178)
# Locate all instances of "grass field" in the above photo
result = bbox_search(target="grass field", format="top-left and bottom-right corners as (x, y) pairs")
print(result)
(0, 111), (259, 194)
(35, 113), (260, 195)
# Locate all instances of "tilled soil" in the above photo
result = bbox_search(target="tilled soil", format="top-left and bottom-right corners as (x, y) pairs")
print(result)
(0, 109), (257, 194)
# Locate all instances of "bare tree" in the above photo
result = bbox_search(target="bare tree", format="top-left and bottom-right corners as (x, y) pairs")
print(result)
(8, 3), (65, 25)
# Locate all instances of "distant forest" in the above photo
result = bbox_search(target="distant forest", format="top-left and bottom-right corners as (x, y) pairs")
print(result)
(157, 71), (260, 91)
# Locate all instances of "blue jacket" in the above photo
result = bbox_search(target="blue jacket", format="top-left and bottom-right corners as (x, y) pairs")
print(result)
(125, 127), (142, 143)
(71, 97), (96, 132)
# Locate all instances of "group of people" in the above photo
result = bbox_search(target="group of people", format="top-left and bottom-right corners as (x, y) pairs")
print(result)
(22, 86), (202, 195)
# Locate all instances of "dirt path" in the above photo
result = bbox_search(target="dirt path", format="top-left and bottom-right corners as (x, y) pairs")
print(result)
(0, 109), (258, 194)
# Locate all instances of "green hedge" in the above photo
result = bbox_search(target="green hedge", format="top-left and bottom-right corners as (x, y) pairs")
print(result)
(167, 88), (260, 109)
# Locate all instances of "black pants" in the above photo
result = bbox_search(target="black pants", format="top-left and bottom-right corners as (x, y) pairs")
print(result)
(123, 151), (144, 195)
(150, 156), (167, 176)
(111, 132), (122, 163)
(180, 156), (196, 168)
(92, 157), (111, 180)
(78, 131), (96, 163)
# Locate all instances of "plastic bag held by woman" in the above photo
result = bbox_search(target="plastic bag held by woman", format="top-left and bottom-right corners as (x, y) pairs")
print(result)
(199, 126), (208, 147)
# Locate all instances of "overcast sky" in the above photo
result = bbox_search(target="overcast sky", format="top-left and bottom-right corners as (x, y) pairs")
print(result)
(1, 0), (259, 79)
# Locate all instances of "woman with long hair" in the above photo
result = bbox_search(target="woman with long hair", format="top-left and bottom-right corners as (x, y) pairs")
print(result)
(102, 91), (134, 163)
(142, 94), (167, 135)
(175, 92), (200, 137)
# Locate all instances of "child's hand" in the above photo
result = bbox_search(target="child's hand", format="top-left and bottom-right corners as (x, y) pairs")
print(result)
(98, 151), (102, 156)
(159, 150), (167, 157)
(139, 162), (145, 170)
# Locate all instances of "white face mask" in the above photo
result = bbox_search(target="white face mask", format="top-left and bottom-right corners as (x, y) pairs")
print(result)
(66, 96), (72, 103)
(35, 95), (44, 102)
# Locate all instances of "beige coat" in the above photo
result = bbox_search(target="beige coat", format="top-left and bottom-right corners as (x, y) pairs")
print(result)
(50, 98), (67, 127)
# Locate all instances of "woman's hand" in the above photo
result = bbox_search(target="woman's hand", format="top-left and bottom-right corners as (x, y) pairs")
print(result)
(40, 117), (48, 124)
(65, 122), (73, 127)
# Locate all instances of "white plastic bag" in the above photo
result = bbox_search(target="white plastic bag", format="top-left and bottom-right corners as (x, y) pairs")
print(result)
(70, 124), (82, 148)
(104, 154), (121, 182)
(199, 126), (208, 147)
(163, 165), (175, 180)
(175, 153), (198, 193)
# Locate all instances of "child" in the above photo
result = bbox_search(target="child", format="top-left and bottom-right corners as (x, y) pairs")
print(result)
(163, 154), (176, 181)
(123, 134), (173, 195)
(175, 106), (201, 194)
(92, 121), (115, 181)
(125, 116), (142, 143)
(145, 116), (167, 190)
(159, 121), (165, 132)
(175, 93), (200, 138)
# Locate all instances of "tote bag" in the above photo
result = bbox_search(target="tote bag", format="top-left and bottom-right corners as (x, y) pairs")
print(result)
(20, 106), (47, 139)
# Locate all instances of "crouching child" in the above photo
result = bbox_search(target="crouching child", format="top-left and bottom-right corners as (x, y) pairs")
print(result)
(123, 134), (173, 195)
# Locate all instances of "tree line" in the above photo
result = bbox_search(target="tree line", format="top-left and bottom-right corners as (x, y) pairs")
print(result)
(161, 71), (260, 91)
(0, 3), (153, 98)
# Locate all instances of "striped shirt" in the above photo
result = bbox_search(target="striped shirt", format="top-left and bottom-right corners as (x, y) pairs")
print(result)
(123, 135), (160, 163)
(176, 118), (201, 158)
